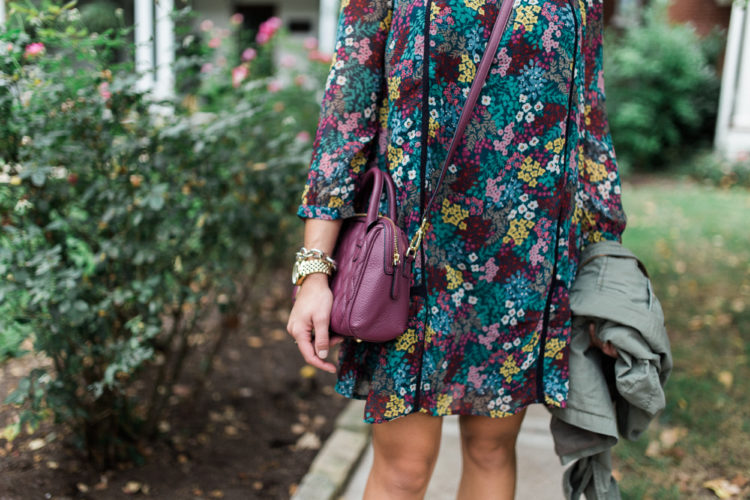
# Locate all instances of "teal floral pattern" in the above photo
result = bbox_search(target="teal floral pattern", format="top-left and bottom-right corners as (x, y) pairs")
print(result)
(298, 0), (626, 423)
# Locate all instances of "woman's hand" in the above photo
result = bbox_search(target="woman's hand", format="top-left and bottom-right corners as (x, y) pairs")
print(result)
(587, 322), (619, 359)
(286, 273), (344, 373)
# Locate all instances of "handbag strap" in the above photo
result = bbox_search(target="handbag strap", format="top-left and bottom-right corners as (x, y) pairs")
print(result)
(405, 0), (515, 257)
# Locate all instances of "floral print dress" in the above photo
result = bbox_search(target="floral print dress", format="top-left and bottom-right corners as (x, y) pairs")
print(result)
(297, 0), (627, 423)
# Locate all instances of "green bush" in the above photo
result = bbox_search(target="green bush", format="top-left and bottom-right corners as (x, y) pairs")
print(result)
(688, 151), (750, 189)
(604, 0), (722, 172)
(0, 1), (326, 466)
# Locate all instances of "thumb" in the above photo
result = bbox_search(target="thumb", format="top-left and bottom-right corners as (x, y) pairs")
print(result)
(312, 315), (331, 360)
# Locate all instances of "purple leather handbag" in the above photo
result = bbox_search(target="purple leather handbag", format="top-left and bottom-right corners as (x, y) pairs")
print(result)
(329, 168), (412, 342)
(326, 0), (515, 342)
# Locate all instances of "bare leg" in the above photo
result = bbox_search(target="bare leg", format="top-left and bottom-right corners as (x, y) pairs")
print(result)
(456, 408), (527, 500)
(363, 411), (443, 500)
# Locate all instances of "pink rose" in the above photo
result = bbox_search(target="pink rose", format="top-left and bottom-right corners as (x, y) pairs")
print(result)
(208, 37), (221, 49)
(295, 131), (311, 142)
(24, 42), (45, 57)
(303, 37), (318, 50)
(256, 16), (283, 44)
(241, 48), (257, 62)
(199, 19), (214, 32)
(280, 54), (296, 68)
(200, 63), (214, 73)
(266, 80), (283, 93)
(229, 13), (244, 26)
(294, 75), (306, 87)
(98, 81), (112, 101)
(232, 65), (249, 88)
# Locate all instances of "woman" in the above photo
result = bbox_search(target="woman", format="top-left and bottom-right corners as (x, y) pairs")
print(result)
(287, 0), (626, 496)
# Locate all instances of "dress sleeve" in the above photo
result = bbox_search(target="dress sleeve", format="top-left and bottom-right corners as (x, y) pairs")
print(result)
(573, 0), (627, 248)
(297, 0), (394, 220)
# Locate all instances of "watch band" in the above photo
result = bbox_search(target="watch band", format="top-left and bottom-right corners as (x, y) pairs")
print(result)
(292, 258), (334, 286)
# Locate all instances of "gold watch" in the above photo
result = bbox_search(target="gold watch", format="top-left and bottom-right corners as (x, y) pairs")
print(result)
(291, 258), (334, 286)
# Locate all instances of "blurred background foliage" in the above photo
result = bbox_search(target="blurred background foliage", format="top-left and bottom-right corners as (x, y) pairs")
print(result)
(0, 0), (327, 466)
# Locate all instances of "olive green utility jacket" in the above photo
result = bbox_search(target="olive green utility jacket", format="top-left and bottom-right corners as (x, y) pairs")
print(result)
(549, 240), (673, 500)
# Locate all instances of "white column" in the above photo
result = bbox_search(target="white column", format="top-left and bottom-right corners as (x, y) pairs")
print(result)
(715, 4), (750, 159)
(1, 0), (7, 26)
(134, 0), (154, 93)
(154, 0), (175, 101)
(318, 0), (339, 54)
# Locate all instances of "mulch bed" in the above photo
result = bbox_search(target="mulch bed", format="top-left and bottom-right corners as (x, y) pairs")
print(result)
(0, 288), (349, 499)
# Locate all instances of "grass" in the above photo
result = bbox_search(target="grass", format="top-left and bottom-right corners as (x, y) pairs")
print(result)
(614, 177), (750, 498)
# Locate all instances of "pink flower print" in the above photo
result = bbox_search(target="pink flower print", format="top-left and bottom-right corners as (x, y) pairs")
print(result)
(208, 37), (221, 49)
(241, 48), (257, 62)
(478, 323), (501, 349)
(491, 48), (511, 77)
(541, 24), (561, 53)
(232, 65), (249, 88)
(479, 257), (499, 283)
(485, 176), (504, 204)
(318, 152), (335, 177)
(353, 38), (372, 65)
(468, 366), (488, 389)
(24, 42), (45, 57)
(336, 112), (362, 139)
(493, 122), (515, 155)
(229, 13), (244, 26)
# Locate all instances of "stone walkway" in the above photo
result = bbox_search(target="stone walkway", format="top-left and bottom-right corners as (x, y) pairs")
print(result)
(340, 404), (565, 499)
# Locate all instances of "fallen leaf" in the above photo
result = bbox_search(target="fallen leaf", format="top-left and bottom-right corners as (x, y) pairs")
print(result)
(659, 427), (688, 449)
(731, 474), (749, 487)
(703, 477), (741, 498)
(299, 366), (316, 379)
(295, 432), (321, 450)
(46, 461), (59, 470)
(94, 475), (109, 490)
(252, 481), (263, 491)
(247, 336), (263, 348)
(224, 425), (238, 436)
(77, 483), (90, 493)
(177, 454), (189, 464)
(122, 481), (142, 494)
(717, 371), (733, 390)
(27, 439), (46, 451)
(290, 423), (306, 435)
(271, 328), (287, 341)
(208, 490), (224, 498)
(645, 440), (661, 457)
(288, 483), (299, 496)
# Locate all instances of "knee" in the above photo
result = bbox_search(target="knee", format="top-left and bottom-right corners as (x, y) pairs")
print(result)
(461, 431), (518, 470)
(372, 452), (436, 495)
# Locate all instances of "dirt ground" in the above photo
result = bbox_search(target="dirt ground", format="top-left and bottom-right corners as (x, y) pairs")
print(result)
(0, 292), (348, 500)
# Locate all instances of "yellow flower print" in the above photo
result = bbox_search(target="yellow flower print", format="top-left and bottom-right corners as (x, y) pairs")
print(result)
(491, 409), (514, 418)
(384, 395), (406, 418)
(544, 337), (566, 360)
(379, 96), (389, 128)
(514, 5), (542, 31)
(503, 218), (535, 245)
(425, 324), (437, 343)
(545, 137), (565, 154)
(522, 330), (539, 353)
(351, 150), (368, 173)
(437, 394), (454, 415)
(500, 354), (520, 382)
(388, 144), (404, 166)
(464, 0), (485, 14)
(388, 75), (401, 101)
(458, 53), (476, 84)
(395, 328), (417, 352)
(300, 184), (310, 203)
(380, 8), (393, 31)
(429, 116), (440, 138)
(583, 157), (608, 183)
(584, 104), (592, 126)
(445, 264), (463, 290)
(441, 199), (469, 230)
(518, 157), (545, 187)
(329, 196), (344, 208)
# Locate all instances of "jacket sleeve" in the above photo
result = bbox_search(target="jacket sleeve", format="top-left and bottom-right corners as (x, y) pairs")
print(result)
(573, 0), (627, 248)
(297, 0), (394, 220)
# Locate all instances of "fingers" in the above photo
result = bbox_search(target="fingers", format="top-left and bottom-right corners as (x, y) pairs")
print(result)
(587, 322), (619, 359)
(312, 312), (331, 360)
